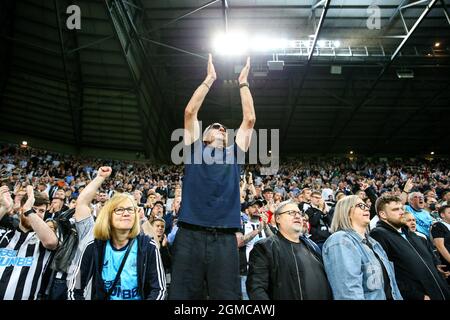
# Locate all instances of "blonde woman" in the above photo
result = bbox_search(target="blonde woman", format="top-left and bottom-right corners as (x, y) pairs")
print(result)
(322, 195), (402, 300)
(67, 167), (166, 300)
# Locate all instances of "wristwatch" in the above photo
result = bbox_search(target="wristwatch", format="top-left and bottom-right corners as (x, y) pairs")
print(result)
(23, 209), (35, 217)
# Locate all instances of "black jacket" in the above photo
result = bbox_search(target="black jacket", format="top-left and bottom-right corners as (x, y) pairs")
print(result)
(75, 234), (166, 300)
(364, 186), (379, 220)
(246, 233), (329, 300)
(370, 220), (450, 300)
(305, 206), (331, 244)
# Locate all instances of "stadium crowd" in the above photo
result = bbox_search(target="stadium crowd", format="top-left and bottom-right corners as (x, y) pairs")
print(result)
(1, 143), (449, 300)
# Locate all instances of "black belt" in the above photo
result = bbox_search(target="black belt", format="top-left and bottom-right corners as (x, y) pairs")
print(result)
(178, 222), (238, 234)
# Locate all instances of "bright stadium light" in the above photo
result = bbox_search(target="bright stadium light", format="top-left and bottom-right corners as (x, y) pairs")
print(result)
(317, 40), (326, 48)
(333, 40), (341, 48)
(213, 31), (249, 55)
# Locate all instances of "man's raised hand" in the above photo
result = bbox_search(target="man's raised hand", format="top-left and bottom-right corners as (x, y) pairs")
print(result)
(23, 185), (35, 212)
(206, 53), (217, 82)
(238, 56), (251, 84)
(404, 178), (414, 193)
(0, 186), (13, 211)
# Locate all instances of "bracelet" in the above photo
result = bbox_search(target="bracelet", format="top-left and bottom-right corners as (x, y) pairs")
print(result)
(239, 82), (249, 89)
(402, 190), (409, 194)
(23, 209), (35, 217)
(202, 82), (210, 90)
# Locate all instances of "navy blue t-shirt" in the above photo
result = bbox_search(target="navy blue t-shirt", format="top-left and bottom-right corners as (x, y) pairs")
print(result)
(178, 140), (244, 229)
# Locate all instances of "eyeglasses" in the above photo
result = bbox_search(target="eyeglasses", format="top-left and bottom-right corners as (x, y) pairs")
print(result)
(113, 207), (136, 215)
(32, 207), (46, 214)
(207, 123), (227, 132)
(279, 210), (306, 217)
(354, 203), (370, 211)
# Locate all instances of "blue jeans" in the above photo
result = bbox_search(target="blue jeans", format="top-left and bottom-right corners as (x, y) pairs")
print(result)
(240, 275), (249, 300)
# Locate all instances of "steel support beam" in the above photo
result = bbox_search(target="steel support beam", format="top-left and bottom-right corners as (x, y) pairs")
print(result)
(280, 0), (330, 144)
(118, 0), (179, 161)
(54, 0), (81, 149)
(222, 0), (228, 33)
(385, 82), (450, 142)
(144, 0), (220, 35)
(329, 0), (438, 151)
(391, 0), (438, 60)
(67, 35), (114, 54)
(140, 36), (206, 60)
(440, 0), (450, 25)
(105, 0), (158, 160)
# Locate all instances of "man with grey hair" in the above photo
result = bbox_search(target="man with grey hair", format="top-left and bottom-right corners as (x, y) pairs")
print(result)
(246, 200), (331, 300)
(405, 192), (433, 238)
(169, 55), (256, 300)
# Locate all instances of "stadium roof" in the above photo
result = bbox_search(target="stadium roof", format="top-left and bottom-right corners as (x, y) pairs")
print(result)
(1, 0), (449, 161)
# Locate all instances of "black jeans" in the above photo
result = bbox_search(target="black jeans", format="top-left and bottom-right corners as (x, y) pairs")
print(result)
(168, 225), (240, 300)
(48, 278), (68, 300)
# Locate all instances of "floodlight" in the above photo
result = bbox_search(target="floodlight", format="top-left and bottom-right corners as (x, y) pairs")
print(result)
(213, 31), (248, 55)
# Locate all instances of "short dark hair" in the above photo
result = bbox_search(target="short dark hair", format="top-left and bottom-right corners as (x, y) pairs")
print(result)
(375, 194), (402, 215)
(21, 191), (50, 207)
(438, 205), (450, 217)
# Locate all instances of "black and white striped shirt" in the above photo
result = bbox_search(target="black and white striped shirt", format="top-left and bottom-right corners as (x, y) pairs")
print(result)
(0, 228), (53, 300)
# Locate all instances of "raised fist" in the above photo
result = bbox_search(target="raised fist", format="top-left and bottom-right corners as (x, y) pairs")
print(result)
(97, 166), (112, 178)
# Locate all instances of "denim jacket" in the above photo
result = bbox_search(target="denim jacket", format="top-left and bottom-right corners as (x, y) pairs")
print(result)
(322, 230), (403, 300)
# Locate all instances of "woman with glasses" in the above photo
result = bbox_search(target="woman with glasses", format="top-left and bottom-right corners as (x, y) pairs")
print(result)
(246, 200), (332, 300)
(322, 195), (402, 300)
(67, 167), (166, 300)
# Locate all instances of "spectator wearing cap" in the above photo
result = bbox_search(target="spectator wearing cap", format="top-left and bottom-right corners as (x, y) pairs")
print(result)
(305, 190), (331, 248)
(322, 195), (403, 300)
(238, 199), (273, 300)
(246, 200), (332, 300)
